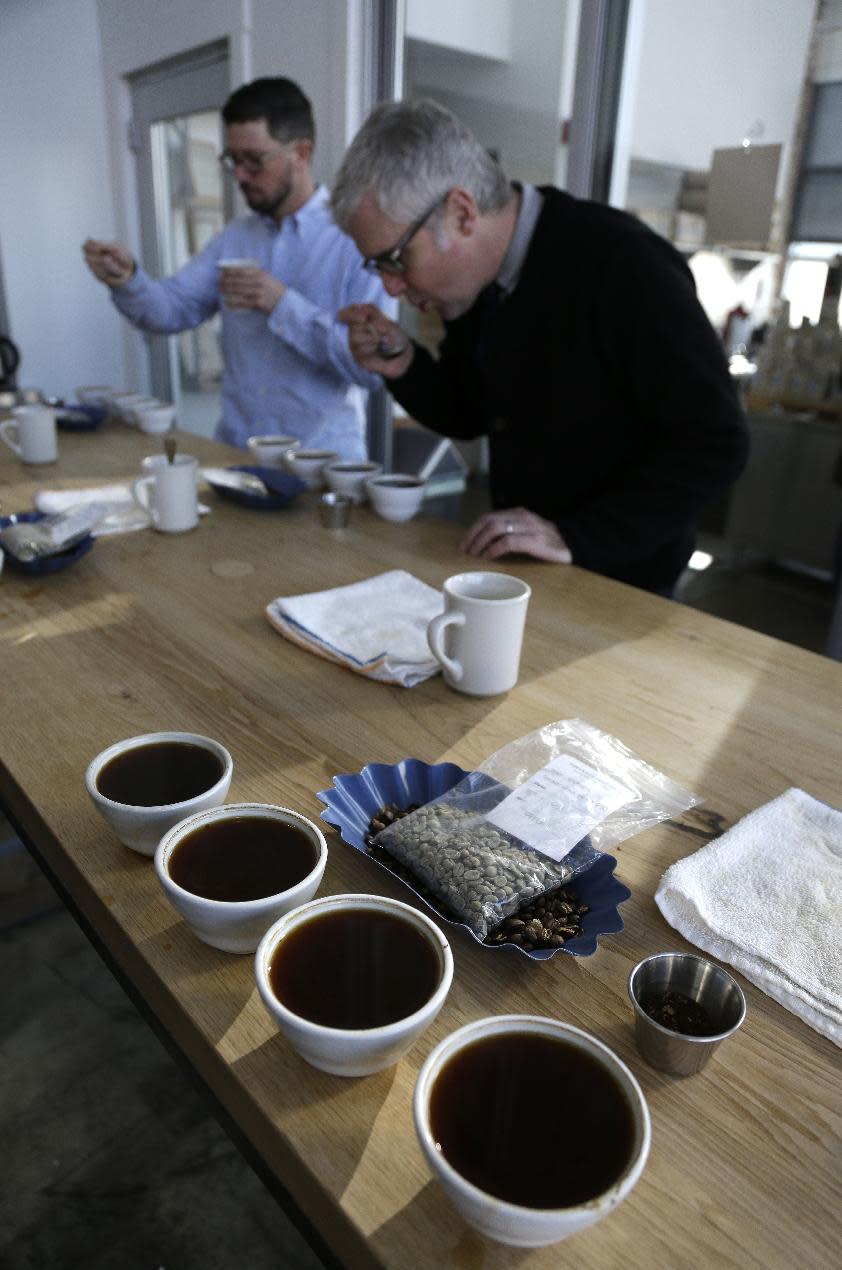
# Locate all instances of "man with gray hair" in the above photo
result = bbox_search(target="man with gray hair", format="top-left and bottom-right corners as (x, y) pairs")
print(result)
(334, 98), (748, 594)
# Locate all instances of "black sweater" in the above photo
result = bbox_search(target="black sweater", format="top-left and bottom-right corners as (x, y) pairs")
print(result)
(390, 187), (749, 592)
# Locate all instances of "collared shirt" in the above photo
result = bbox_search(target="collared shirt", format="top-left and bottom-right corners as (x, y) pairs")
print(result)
(110, 186), (390, 458)
(496, 182), (544, 297)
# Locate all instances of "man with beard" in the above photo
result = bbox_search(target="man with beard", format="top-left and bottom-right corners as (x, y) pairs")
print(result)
(83, 78), (388, 457)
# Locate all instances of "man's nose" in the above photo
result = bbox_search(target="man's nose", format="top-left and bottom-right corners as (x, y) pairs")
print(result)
(382, 272), (407, 298)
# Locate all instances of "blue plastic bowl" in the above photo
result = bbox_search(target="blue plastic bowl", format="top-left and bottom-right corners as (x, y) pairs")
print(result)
(205, 464), (306, 510)
(317, 758), (631, 960)
(0, 511), (95, 575)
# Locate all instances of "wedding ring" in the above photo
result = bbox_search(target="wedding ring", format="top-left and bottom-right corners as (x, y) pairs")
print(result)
(504, 520), (514, 534)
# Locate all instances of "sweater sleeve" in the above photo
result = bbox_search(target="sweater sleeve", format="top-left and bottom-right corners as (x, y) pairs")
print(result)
(557, 238), (749, 574)
(387, 323), (488, 440)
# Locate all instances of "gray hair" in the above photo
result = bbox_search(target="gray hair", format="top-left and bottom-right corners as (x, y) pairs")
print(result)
(331, 98), (510, 229)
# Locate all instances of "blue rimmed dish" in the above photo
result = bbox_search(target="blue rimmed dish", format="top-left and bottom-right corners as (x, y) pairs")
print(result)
(316, 758), (631, 960)
(0, 511), (95, 575)
(56, 403), (107, 431)
(203, 464), (306, 510)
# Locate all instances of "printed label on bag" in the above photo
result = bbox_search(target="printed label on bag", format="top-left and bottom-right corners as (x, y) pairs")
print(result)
(485, 754), (632, 861)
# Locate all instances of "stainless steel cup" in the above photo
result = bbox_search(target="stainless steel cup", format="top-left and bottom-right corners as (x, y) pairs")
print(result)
(628, 952), (746, 1076)
(319, 491), (351, 529)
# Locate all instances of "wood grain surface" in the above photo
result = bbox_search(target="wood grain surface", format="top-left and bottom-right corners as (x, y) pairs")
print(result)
(1, 423), (840, 1269)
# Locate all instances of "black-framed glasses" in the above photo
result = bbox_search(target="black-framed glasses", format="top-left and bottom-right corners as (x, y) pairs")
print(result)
(218, 144), (290, 174)
(363, 192), (450, 275)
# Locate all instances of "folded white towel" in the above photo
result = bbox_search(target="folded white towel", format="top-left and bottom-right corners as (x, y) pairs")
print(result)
(656, 788), (842, 1048)
(266, 569), (442, 687)
(36, 484), (150, 534)
(35, 484), (209, 535)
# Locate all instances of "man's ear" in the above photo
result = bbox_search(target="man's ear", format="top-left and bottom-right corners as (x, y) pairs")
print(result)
(445, 187), (479, 238)
(292, 137), (314, 166)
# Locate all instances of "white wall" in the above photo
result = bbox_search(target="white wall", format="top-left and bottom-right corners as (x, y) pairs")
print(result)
(628, 0), (814, 171)
(406, 0), (571, 185)
(406, 0), (512, 61)
(0, 0), (361, 400)
(0, 0), (123, 398)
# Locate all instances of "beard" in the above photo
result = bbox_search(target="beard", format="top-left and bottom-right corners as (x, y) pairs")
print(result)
(239, 174), (293, 219)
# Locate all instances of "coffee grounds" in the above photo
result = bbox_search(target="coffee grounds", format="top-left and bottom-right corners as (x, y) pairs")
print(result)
(642, 989), (718, 1037)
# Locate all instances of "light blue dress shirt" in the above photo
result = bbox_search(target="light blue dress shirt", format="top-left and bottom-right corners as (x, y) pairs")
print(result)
(110, 186), (388, 458)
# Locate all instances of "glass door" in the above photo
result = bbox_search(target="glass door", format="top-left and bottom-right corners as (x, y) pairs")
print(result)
(129, 41), (232, 437)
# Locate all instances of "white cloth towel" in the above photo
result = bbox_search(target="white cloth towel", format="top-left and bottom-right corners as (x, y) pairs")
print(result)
(265, 569), (442, 687)
(35, 484), (209, 535)
(656, 788), (842, 1048)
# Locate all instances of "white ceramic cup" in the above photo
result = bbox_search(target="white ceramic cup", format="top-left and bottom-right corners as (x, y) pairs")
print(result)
(0, 405), (58, 464)
(218, 258), (260, 306)
(85, 731), (233, 856)
(75, 385), (114, 408)
(427, 571), (531, 696)
(111, 392), (147, 422)
(133, 454), (199, 533)
(246, 434), (301, 467)
(285, 448), (339, 490)
(155, 803), (328, 954)
(255, 893), (454, 1077)
(135, 402), (175, 434)
(365, 473), (426, 522)
(324, 460), (382, 504)
(414, 1015), (651, 1248)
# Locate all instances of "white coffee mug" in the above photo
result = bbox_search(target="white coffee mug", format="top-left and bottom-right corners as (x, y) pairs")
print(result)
(0, 405), (58, 464)
(427, 571), (531, 696)
(133, 454), (199, 533)
(246, 434), (301, 466)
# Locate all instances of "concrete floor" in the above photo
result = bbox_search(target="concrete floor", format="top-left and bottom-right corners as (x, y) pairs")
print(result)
(1, 516), (837, 1270)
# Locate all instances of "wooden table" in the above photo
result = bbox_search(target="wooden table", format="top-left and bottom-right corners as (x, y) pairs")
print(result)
(1, 424), (840, 1269)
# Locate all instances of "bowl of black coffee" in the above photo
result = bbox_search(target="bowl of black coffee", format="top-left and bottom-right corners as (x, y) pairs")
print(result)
(155, 803), (328, 954)
(414, 1015), (651, 1247)
(255, 893), (453, 1076)
(86, 731), (233, 856)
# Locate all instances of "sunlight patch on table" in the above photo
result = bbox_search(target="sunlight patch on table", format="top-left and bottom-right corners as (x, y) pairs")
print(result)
(1, 592), (135, 644)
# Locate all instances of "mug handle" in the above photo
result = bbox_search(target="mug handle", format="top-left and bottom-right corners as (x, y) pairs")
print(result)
(0, 420), (21, 455)
(131, 475), (158, 524)
(427, 611), (465, 682)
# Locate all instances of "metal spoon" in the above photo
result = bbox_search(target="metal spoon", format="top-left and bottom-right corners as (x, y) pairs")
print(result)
(164, 429), (177, 465)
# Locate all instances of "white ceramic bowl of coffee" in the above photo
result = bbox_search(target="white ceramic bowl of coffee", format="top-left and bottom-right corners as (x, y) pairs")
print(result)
(366, 473), (426, 522)
(255, 893), (453, 1076)
(111, 392), (147, 422)
(155, 803), (327, 954)
(246, 434), (301, 467)
(414, 1015), (651, 1247)
(284, 448), (338, 490)
(324, 460), (382, 503)
(85, 731), (232, 857)
(135, 402), (175, 434)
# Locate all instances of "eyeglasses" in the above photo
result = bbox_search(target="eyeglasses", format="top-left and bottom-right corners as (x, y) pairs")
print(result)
(363, 192), (450, 275)
(218, 144), (290, 174)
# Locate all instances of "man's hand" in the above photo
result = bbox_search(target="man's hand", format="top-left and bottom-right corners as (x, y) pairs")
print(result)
(219, 265), (285, 314)
(338, 303), (414, 378)
(82, 239), (135, 287)
(459, 507), (572, 564)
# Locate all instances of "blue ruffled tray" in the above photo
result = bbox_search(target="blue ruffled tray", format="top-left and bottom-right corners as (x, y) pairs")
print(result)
(205, 464), (306, 510)
(56, 403), (107, 431)
(0, 511), (95, 575)
(316, 758), (631, 960)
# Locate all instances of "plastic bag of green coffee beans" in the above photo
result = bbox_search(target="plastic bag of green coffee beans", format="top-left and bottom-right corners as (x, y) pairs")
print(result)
(374, 718), (698, 938)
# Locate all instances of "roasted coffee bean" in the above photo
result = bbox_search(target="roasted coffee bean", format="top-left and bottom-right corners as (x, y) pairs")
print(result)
(484, 885), (589, 951)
